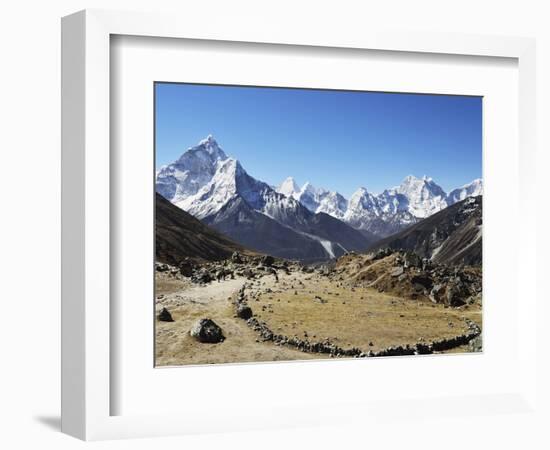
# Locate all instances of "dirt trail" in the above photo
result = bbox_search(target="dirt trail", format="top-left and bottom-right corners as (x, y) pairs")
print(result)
(155, 275), (323, 366)
(155, 266), (482, 366)
(156, 277), (245, 309)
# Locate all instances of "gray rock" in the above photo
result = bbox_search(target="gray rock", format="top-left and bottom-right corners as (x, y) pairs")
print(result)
(190, 318), (225, 343)
(231, 252), (243, 263)
(216, 269), (232, 282)
(236, 304), (253, 320)
(468, 335), (483, 352)
(157, 307), (173, 322)
(411, 275), (433, 290)
(445, 282), (465, 307)
(403, 252), (422, 269)
(373, 248), (393, 260)
(178, 259), (194, 277)
(242, 268), (254, 279)
(156, 263), (170, 272)
(192, 269), (213, 284)
(391, 266), (404, 277)
(429, 284), (444, 303)
(421, 258), (433, 271)
(261, 255), (275, 267)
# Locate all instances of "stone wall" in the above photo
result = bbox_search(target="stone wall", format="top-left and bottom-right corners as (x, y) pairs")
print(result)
(234, 286), (482, 358)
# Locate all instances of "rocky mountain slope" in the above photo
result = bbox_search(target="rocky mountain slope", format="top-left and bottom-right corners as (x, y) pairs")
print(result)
(334, 248), (482, 306)
(369, 196), (482, 266)
(156, 193), (253, 265)
(202, 195), (330, 261)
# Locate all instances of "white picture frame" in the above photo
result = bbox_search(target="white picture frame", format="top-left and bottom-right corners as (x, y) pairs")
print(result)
(61, 9), (538, 441)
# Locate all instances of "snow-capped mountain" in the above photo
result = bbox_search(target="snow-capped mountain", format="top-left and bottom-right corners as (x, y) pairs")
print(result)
(446, 179), (483, 205)
(316, 191), (348, 219)
(295, 182), (328, 212)
(395, 175), (448, 219)
(156, 136), (483, 258)
(277, 176), (300, 198)
(276, 180), (348, 219)
(156, 137), (375, 261)
(156, 135), (228, 204)
(276, 175), (483, 237)
(179, 157), (311, 231)
(343, 187), (417, 237)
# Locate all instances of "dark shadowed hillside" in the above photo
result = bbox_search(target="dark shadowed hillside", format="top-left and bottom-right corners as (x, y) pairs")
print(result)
(368, 196), (482, 266)
(202, 196), (332, 262)
(156, 193), (254, 265)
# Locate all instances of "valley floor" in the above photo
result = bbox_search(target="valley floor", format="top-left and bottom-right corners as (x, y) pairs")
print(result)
(155, 268), (482, 366)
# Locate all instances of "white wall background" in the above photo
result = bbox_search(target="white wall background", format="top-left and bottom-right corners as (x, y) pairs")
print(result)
(0, 1), (548, 448)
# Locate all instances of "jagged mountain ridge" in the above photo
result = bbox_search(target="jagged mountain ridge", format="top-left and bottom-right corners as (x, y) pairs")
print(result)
(276, 175), (483, 237)
(368, 196), (482, 266)
(157, 137), (377, 261)
(276, 177), (349, 220)
(156, 135), (229, 204)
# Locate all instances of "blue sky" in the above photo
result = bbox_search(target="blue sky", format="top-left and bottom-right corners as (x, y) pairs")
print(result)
(155, 83), (482, 197)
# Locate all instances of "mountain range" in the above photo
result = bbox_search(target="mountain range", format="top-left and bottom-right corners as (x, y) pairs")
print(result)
(157, 136), (376, 261)
(156, 136), (482, 260)
(276, 175), (482, 237)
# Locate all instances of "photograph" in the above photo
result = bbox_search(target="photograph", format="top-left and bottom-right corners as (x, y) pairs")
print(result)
(154, 83), (483, 366)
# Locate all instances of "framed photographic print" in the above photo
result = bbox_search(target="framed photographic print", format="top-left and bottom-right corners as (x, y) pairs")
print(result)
(153, 83), (483, 367)
(61, 9), (538, 441)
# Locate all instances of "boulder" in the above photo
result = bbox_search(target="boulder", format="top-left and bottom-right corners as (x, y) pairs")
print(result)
(429, 284), (444, 303)
(391, 266), (404, 277)
(236, 304), (253, 320)
(216, 269), (233, 282)
(242, 268), (255, 279)
(266, 267), (279, 281)
(231, 252), (243, 264)
(411, 275), (433, 290)
(373, 248), (393, 260)
(156, 263), (170, 272)
(157, 307), (174, 322)
(192, 269), (213, 284)
(178, 259), (194, 277)
(190, 318), (225, 343)
(421, 258), (433, 271)
(403, 252), (422, 269)
(445, 282), (466, 307)
(261, 255), (275, 267)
